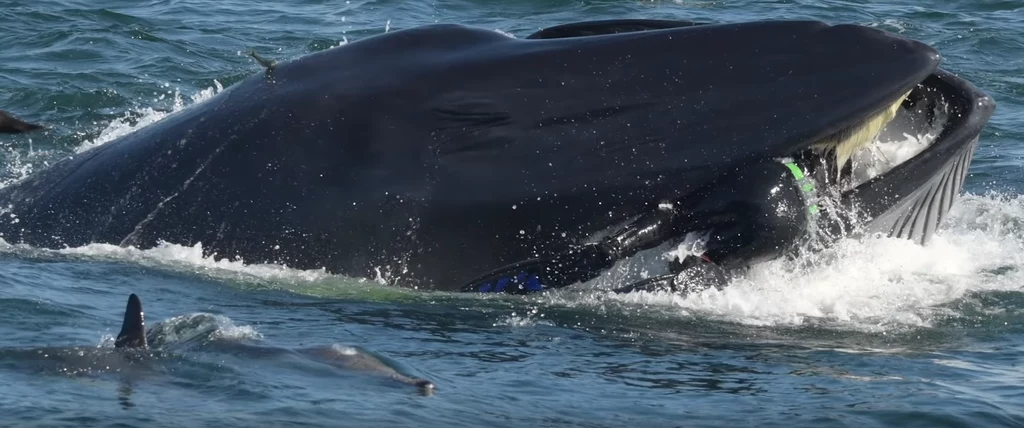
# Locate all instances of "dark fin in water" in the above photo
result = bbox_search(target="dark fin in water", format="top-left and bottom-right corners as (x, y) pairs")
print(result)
(525, 19), (705, 39)
(248, 50), (276, 72)
(0, 110), (44, 134)
(115, 294), (147, 349)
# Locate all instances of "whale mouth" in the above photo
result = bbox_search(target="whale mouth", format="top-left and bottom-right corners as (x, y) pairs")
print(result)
(789, 91), (925, 196)
(807, 91), (913, 184)
(787, 71), (968, 194)
(611, 70), (995, 295)
(803, 69), (995, 245)
(843, 89), (947, 191)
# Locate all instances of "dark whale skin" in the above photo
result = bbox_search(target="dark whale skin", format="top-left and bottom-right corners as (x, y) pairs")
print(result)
(0, 20), (940, 289)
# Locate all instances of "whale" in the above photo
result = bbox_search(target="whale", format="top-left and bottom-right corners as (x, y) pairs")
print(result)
(0, 19), (995, 293)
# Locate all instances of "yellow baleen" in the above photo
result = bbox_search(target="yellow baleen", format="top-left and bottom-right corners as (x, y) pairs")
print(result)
(811, 91), (910, 174)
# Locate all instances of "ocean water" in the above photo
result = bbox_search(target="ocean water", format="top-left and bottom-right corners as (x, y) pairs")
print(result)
(1, 0), (1023, 427)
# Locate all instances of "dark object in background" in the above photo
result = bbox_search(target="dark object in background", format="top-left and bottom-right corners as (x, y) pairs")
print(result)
(0, 110), (43, 134)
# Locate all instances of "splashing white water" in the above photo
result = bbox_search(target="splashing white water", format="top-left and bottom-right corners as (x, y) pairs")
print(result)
(52, 241), (336, 285)
(849, 130), (941, 188)
(74, 80), (225, 154)
(867, 18), (911, 34)
(494, 307), (555, 328)
(493, 28), (517, 38)
(0, 193), (1018, 332)
(848, 101), (948, 188)
(153, 312), (263, 343)
(3, 195), (1020, 335)
(0, 146), (53, 188)
(531, 101), (1005, 331)
(0, 81), (227, 192)
(97, 312), (261, 349)
(563, 192), (1024, 331)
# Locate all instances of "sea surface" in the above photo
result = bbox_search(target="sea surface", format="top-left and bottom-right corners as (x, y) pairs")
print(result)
(1, 0), (1022, 427)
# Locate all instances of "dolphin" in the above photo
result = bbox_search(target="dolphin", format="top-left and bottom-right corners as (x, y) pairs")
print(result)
(0, 110), (43, 134)
(0, 294), (435, 393)
(0, 19), (994, 293)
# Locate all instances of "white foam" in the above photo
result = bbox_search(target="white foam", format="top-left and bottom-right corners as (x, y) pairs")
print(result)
(0, 236), (408, 299)
(535, 104), (1015, 332)
(1, 194), (1019, 333)
(494, 307), (555, 327)
(149, 312), (263, 346)
(0, 146), (56, 188)
(50, 241), (336, 285)
(849, 130), (940, 186)
(493, 29), (517, 39)
(96, 312), (260, 348)
(2, 192), (1019, 333)
(558, 192), (1024, 331)
(849, 101), (948, 188)
(867, 19), (910, 34)
(74, 80), (225, 154)
(330, 344), (359, 356)
(0, 81), (225, 192)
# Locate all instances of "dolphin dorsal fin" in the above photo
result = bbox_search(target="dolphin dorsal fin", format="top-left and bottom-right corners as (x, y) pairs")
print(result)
(0, 110), (44, 134)
(115, 294), (147, 349)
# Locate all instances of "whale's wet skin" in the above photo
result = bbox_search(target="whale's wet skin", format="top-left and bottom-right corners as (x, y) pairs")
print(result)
(0, 19), (994, 297)
(0, 1), (1023, 427)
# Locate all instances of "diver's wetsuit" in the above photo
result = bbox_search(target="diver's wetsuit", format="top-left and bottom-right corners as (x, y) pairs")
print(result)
(602, 159), (816, 293)
(459, 159), (818, 294)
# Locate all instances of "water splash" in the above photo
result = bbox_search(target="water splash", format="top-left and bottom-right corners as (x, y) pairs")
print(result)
(849, 102), (948, 188)
(494, 307), (554, 327)
(0, 81), (227, 193)
(74, 80), (225, 154)
(0, 188), (1019, 333)
(53, 241), (336, 285)
(566, 192), (1024, 331)
(144, 313), (262, 349)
